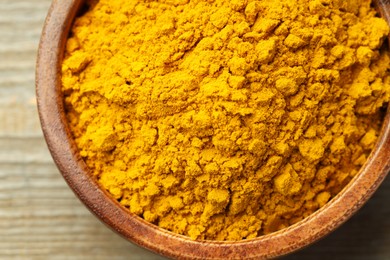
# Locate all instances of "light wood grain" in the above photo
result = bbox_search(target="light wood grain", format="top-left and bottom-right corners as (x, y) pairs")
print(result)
(0, 0), (389, 259)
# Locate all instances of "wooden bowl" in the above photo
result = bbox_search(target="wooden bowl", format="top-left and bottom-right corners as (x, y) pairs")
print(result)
(36, 0), (390, 259)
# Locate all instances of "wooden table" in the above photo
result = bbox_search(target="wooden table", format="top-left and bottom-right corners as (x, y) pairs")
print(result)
(1, 1), (388, 259)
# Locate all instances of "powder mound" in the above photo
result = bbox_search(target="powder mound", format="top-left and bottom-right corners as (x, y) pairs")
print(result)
(62, 0), (390, 241)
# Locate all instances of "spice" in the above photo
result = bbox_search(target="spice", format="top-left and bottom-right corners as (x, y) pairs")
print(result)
(62, 0), (390, 241)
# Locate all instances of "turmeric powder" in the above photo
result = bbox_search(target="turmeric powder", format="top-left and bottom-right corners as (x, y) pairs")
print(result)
(62, 0), (390, 241)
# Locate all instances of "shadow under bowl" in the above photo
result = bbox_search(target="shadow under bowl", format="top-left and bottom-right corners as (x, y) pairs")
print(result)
(36, 0), (390, 259)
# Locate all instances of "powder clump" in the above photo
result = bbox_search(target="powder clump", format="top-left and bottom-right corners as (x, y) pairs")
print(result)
(62, 0), (390, 241)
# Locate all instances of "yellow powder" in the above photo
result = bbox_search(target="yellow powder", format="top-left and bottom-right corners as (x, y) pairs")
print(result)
(62, 0), (390, 241)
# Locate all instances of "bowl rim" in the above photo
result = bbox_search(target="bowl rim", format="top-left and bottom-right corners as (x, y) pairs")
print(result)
(36, 0), (390, 259)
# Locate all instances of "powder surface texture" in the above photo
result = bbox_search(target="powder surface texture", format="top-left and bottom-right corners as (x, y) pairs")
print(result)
(62, 0), (390, 240)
